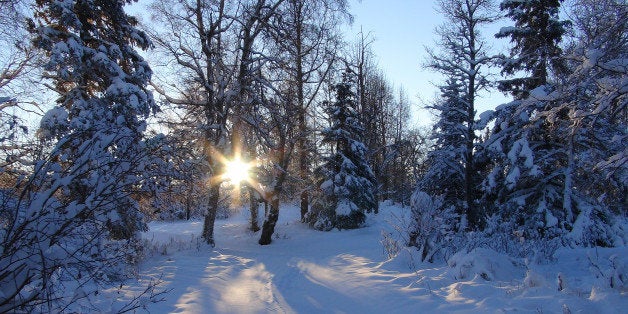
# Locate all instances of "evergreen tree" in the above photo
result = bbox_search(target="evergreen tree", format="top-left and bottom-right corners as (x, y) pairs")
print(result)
(496, 0), (570, 99)
(308, 71), (377, 230)
(419, 78), (467, 210)
(481, 92), (571, 248)
(478, 0), (571, 251)
(480, 0), (626, 253)
(33, 0), (158, 238)
(410, 78), (478, 261)
(0, 0), (161, 311)
(554, 0), (626, 246)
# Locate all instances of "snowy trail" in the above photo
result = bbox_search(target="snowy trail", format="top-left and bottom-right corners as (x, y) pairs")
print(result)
(134, 204), (424, 313)
(170, 253), (288, 313)
(106, 203), (628, 314)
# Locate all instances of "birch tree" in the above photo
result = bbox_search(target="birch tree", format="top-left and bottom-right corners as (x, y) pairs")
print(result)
(149, 0), (237, 246)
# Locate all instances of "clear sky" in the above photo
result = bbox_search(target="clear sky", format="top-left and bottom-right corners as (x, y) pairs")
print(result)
(346, 0), (510, 128)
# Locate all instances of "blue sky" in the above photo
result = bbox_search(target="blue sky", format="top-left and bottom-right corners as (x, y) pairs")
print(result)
(347, 0), (510, 127)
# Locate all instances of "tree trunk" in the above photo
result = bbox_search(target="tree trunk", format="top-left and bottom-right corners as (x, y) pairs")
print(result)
(259, 196), (279, 245)
(294, 2), (310, 222)
(259, 142), (288, 245)
(464, 75), (476, 227)
(202, 184), (220, 247)
(298, 94), (308, 221)
(298, 97), (308, 221)
(186, 182), (194, 220)
(465, 15), (478, 230)
(563, 128), (575, 225)
(249, 187), (260, 232)
(300, 190), (308, 222)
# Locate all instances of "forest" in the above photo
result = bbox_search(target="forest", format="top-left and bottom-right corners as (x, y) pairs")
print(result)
(0, 0), (626, 312)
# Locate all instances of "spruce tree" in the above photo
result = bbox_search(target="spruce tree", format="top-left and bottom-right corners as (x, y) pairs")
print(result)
(418, 78), (467, 209)
(480, 0), (626, 253)
(496, 0), (570, 99)
(479, 0), (571, 249)
(308, 71), (377, 230)
(410, 78), (467, 261)
(553, 0), (627, 246)
(34, 0), (157, 239)
(481, 94), (571, 248)
(0, 0), (159, 310)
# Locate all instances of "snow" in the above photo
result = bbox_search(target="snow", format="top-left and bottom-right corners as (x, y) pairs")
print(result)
(98, 202), (628, 313)
(496, 26), (518, 37)
(507, 137), (534, 168)
(335, 199), (357, 216)
(505, 166), (520, 189)
(476, 110), (494, 129)
(39, 106), (69, 137)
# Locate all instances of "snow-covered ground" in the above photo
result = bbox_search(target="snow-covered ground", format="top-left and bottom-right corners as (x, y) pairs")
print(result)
(100, 202), (627, 313)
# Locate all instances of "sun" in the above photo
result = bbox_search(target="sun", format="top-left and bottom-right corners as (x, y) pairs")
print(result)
(223, 157), (252, 185)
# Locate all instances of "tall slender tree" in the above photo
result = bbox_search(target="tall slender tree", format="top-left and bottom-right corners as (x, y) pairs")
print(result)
(255, 93), (300, 245)
(148, 0), (287, 245)
(148, 0), (231, 246)
(495, 0), (570, 99)
(232, 0), (287, 233)
(381, 86), (414, 204)
(423, 0), (495, 228)
(418, 78), (467, 209)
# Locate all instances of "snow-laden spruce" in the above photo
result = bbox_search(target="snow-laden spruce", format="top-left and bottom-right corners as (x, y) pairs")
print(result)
(0, 0), (162, 311)
(419, 0), (495, 229)
(495, 0), (570, 99)
(476, 0), (626, 256)
(307, 71), (377, 230)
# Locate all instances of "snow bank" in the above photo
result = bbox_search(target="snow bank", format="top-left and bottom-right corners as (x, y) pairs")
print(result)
(447, 248), (524, 281)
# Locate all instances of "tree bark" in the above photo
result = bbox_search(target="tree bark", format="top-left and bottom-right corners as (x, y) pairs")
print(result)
(293, 0), (310, 221)
(258, 196), (279, 245)
(563, 128), (575, 224)
(202, 184), (220, 247)
(249, 187), (260, 232)
(259, 140), (288, 245)
(186, 184), (192, 220)
(464, 2), (478, 229)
